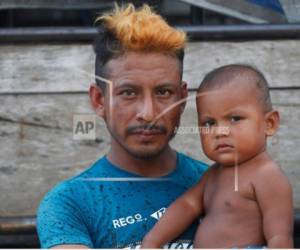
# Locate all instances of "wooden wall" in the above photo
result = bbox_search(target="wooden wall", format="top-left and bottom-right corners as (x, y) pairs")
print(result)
(0, 40), (299, 216)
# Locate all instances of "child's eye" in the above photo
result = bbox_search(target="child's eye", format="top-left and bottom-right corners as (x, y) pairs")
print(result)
(203, 120), (215, 127)
(230, 116), (242, 122)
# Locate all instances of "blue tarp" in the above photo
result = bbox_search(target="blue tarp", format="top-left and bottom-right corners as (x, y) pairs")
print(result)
(246, 0), (284, 14)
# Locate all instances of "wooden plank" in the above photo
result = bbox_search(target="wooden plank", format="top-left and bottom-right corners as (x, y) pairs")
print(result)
(180, 0), (286, 23)
(1, 41), (300, 94)
(0, 90), (299, 216)
(0, 45), (94, 93)
(0, 121), (110, 216)
(0, 95), (110, 216)
(184, 41), (300, 89)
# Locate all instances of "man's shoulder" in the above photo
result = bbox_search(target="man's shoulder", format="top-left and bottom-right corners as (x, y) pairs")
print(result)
(38, 156), (107, 206)
(177, 152), (209, 172)
(68, 155), (108, 180)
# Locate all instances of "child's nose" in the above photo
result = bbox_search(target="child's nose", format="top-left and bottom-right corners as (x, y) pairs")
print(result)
(215, 125), (230, 137)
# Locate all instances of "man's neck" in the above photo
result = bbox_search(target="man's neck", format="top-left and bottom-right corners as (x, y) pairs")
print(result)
(107, 143), (177, 177)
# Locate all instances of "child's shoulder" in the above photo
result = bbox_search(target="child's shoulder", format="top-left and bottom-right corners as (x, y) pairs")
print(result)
(256, 157), (285, 177)
(254, 156), (291, 190)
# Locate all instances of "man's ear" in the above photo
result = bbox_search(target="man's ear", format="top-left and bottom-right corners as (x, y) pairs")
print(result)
(265, 110), (280, 136)
(89, 84), (106, 119)
(180, 81), (188, 114)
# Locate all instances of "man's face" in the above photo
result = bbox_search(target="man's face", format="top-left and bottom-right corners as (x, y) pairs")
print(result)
(101, 51), (187, 159)
(196, 81), (268, 166)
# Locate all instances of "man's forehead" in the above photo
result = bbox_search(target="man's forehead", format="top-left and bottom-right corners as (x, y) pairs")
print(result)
(104, 53), (181, 88)
(107, 51), (180, 72)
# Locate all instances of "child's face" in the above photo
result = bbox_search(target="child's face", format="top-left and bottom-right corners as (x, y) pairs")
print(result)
(196, 81), (269, 167)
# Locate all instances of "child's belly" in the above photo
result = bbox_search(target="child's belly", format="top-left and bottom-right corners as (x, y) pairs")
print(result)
(194, 211), (265, 248)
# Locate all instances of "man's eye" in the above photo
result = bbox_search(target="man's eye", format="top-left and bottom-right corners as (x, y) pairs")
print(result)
(120, 90), (136, 97)
(157, 89), (171, 97)
(230, 116), (242, 122)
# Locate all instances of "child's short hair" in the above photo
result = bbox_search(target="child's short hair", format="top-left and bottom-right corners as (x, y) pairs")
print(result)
(198, 64), (272, 112)
(94, 4), (186, 91)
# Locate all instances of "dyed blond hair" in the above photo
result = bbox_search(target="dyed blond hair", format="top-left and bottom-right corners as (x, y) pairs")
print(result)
(93, 3), (186, 91)
(95, 3), (186, 54)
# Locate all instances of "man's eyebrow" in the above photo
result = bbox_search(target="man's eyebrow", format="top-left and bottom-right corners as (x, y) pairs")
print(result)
(155, 83), (178, 88)
(114, 82), (178, 89)
(114, 83), (140, 89)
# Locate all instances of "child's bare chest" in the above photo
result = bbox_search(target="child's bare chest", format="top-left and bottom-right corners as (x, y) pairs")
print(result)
(203, 167), (259, 215)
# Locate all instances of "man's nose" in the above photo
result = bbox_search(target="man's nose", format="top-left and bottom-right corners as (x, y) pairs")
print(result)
(136, 94), (156, 122)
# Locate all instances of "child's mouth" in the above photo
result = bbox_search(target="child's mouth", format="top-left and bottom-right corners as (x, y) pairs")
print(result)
(216, 144), (234, 152)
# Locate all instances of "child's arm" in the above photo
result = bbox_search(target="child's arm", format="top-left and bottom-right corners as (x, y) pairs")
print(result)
(142, 169), (210, 248)
(255, 163), (294, 248)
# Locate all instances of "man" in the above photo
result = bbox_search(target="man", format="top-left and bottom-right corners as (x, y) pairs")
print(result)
(37, 4), (208, 248)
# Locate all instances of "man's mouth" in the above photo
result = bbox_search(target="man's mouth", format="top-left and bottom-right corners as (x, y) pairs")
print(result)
(126, 124), (167, 142)
(134, 129), (163, 135)
(128, 130), (163, 143)
(127, 125), (166, 135)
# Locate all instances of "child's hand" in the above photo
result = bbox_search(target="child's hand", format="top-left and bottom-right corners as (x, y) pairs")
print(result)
(141, 236), (161, 249)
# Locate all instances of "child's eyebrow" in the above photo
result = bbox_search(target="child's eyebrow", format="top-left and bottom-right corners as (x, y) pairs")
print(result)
(224, 108), (250, 116)
(199, 114), (214, 120)
(227, 108), (245, 113)
(228, 107), (251, 112)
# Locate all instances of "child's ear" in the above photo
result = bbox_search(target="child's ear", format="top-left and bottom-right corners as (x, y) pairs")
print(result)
(264, 110), (280, 136)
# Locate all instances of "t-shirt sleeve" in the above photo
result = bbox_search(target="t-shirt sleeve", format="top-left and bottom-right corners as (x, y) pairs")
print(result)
(36, 182), (93, 248)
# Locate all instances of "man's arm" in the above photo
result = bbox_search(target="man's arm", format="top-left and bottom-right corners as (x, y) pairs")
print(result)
(255, 163), (294, 248)
(142, 169), (210, 248)
(37, 182), (94, 248)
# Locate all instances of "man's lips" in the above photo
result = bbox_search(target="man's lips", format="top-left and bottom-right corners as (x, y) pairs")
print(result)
(127, 124), (167, 136)
(131, 129), (163, 136)
(130, 129), (164, 142)
(127, 125), (167, 141)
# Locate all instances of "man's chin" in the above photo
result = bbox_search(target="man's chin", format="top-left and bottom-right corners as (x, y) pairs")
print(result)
(126, 146), (167, 160)
(110, 130), (175, 159)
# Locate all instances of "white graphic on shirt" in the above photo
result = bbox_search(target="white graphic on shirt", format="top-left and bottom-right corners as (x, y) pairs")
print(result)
(112, 213), (145, 229)
(150, 207), (166, 220)
(123, 241), (193, 249)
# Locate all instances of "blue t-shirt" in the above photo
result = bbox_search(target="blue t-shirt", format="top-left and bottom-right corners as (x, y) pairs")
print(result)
(37, 152), (208, 248)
